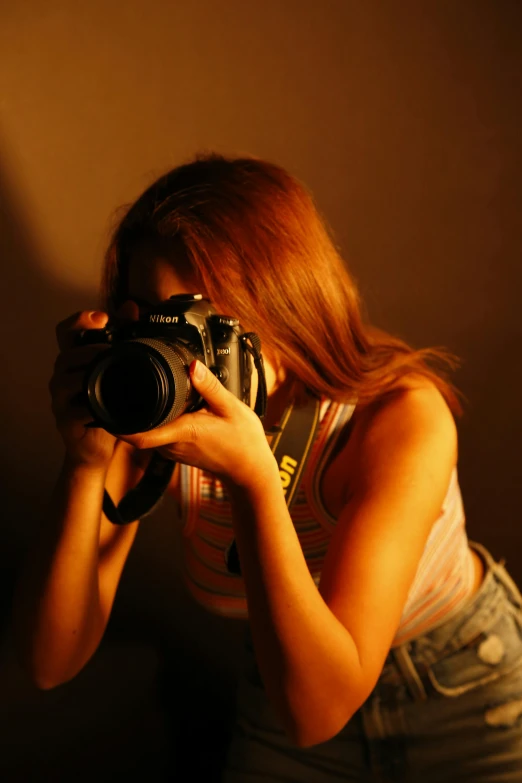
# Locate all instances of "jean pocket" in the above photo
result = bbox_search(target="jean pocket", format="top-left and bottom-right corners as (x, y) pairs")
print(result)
(427, 607), (522, 697)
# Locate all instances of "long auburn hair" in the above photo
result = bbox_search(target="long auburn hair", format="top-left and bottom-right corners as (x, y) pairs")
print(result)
(102, 153), (463, 415)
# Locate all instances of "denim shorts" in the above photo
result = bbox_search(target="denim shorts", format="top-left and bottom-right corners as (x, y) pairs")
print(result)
(223, 542), (522, 782)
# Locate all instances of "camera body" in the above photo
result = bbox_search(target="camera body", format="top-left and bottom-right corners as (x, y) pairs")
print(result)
(77, 294), (255, 435)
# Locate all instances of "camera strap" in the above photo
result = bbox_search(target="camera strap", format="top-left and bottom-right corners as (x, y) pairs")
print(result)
(102, 451), (175, 525)
(240, 332), (268, 419)
(224, 394), (322, 575)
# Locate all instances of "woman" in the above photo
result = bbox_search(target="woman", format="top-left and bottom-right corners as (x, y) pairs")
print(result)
(14, 154), (522, 781)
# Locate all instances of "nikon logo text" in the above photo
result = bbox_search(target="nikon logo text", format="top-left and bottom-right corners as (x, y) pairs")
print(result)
(279, 455), (298, 496)
(149, 315), (179, 324)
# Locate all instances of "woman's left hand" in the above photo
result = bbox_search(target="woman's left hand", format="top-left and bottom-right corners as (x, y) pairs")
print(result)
(118, 360), (277, 490)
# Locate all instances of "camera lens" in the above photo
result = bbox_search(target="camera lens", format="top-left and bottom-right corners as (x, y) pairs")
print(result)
(84, 338), (200, 434)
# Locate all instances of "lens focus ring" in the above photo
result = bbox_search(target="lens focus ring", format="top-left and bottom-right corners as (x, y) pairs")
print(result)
(130, 338), (196, 426)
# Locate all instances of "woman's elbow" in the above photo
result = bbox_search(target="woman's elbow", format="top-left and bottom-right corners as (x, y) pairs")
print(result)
(18, 653), (73, 690)
(32, 673), (64, 691)
(283, 678), (372, 748)
(285, 705), (356, 749)
(13, 636), (83, 691)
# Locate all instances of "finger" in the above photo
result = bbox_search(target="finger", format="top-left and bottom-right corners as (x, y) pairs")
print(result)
(57, 411), (95, 433)
(52, 389), (92, 424)
(49, 370), (83, 399)
(118, 411), (205, 451)
(189, 360), (237, 417)
(55, 310), (109, 351)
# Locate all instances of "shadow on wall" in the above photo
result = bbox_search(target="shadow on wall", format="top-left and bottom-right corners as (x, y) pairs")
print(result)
(0, 150), (247, 781)
(0, 150), (86, 621)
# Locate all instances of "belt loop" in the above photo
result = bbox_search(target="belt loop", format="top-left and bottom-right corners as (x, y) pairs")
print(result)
(391, 645), (428, 702)
(469, 540), (522, 609)
(494, 560), (522, 609)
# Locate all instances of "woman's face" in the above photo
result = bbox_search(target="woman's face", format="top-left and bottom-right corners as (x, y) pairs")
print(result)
(126, 252), (284, 398)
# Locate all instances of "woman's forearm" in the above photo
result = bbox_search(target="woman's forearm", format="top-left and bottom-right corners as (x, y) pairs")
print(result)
(13, 456), (123, 688)
(228, 466), (367, 747)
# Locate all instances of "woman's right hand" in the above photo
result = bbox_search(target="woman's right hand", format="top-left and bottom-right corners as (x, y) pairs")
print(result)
(50, 310), (117, 468)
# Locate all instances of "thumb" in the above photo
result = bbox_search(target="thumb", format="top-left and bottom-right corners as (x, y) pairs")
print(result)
(190, 360), (234, 416)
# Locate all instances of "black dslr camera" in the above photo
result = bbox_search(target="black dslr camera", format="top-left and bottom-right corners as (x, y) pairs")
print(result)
(77, 294), (266, 435)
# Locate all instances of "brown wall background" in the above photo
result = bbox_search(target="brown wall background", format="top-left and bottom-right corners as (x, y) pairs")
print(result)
(0, 1), (521, 780)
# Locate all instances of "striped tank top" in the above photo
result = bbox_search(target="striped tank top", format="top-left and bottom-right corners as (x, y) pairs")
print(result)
(177, 397), (476, 646)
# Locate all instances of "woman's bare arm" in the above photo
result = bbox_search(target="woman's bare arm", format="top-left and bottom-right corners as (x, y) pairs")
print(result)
(12, 441), (147, 689)
(228, 383), (457, 747)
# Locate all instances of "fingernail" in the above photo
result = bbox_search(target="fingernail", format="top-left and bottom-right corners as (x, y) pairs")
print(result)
(194, 360), (206, 381)
(89, 311), (106, 323)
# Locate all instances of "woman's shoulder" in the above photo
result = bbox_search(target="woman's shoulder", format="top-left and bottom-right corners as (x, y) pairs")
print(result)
(350, 373), (457, 446)
(327, 375), (458, 503)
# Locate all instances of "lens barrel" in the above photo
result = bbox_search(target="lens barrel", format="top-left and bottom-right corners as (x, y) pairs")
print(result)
(85, 338), (200, 434)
